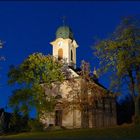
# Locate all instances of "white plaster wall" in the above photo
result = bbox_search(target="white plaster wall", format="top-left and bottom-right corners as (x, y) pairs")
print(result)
(50, 38), (78, 66)
(62, 110), (74, 128)
(75, 110), (81, 128)
(40, 77), (81, 128)
(40, 112), (55, 127)
(40, 77), (109, 128)
(59, 78), (81, 99)
(62, 109), (81, 128)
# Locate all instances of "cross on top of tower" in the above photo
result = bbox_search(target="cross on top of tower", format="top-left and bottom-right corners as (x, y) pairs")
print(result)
(61, 16), (66, 26)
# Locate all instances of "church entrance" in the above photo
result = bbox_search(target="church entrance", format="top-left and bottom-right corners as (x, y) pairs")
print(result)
(55, 110), (62, 126)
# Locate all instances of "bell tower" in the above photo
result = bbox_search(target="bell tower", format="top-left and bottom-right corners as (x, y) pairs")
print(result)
(50, 26), (78, 69)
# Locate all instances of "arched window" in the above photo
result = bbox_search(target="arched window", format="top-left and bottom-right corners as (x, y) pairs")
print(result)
(71, 50), (73, 61)
(58, 48), (63, 60)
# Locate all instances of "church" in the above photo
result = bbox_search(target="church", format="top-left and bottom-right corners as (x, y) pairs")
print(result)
(40, 25), (117, 128)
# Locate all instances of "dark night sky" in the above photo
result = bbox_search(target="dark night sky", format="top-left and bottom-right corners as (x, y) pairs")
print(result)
(0, 1), (139, 116)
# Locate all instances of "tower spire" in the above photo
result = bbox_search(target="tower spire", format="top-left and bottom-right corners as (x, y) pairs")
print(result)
(93, 67), (98, 82)
(93, 67), (97, 76)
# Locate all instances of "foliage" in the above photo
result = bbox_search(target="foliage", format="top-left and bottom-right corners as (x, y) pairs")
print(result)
(8, 53), (64, 86)
(64, 61), (104, 103)
(94, 16), (140, 90)
(93, 16), (140, 120)
(9, 108), (28, 132)
(9, 88), (33, 117)
(28, 119), (44, 132)
(8, 53), (65, 117)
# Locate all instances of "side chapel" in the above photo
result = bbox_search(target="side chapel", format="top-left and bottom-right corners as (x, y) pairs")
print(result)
(40, 25), (117, 128)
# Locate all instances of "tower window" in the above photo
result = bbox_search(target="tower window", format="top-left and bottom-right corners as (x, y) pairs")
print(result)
(58, 48), (63, 60)
(71, 50), (73, 61)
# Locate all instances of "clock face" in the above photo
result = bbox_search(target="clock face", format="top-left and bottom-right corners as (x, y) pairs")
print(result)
(58, 41), (63, 46)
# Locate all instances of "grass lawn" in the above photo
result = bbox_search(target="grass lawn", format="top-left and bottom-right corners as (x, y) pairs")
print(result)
(0, 124), (140, 140)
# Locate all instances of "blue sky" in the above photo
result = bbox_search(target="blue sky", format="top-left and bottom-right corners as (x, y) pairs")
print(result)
(0, 1), (140, 115)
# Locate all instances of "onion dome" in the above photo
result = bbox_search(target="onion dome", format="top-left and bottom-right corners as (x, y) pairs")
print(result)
(56, 26), (74, 40)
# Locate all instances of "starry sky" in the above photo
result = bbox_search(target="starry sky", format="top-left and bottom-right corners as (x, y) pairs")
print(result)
(0, 1), (140, 116)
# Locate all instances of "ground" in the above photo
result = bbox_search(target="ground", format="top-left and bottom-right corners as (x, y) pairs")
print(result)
(0, 124), (139, 140)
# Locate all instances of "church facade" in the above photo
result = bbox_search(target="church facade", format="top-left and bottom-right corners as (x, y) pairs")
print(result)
(40, 25), (117, 128)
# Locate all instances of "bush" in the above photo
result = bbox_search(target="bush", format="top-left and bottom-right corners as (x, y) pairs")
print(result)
(135, 116), (140, 127)
(9, 111), (29, 133)
(28, 119), (44, 132)
(9, 112), (22, 132)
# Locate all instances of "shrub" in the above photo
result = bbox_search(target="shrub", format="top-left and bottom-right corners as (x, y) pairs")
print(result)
(28, 119), (44, 132)
(135, 116), (140, 127)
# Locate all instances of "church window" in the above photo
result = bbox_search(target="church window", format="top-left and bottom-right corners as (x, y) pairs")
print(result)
(110, 101), (112, 114)
(103, 98), (105, 111)
(95, 100), (98, 109)
(71, 50), (73, 61)
(58, 48), (63, 60)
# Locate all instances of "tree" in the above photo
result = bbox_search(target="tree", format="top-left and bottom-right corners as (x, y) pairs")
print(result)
(8, 53), (65, 118)
(94, 16), (140, 123)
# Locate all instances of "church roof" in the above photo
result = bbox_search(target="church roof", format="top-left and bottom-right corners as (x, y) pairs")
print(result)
(68, 66), (107, 90)
(56, 26), (74, 40)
